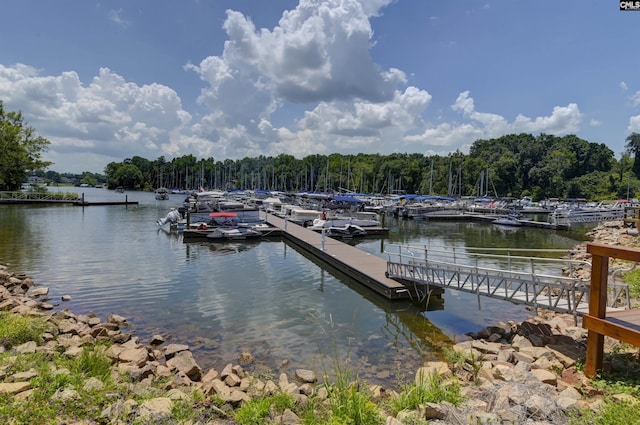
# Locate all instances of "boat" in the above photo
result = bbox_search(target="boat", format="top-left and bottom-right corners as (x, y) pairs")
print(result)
(310, 211), (381, 229)
(206, 227), (263, 240)
(549, 200), (629, 226)
(156, 208), (182, 226)
(492, 215), (522, 227)
(155, 187), (169, 200)
(325, 224), (368, 239)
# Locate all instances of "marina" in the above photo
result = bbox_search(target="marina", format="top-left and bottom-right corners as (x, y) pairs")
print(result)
(0, 186), (611, 386)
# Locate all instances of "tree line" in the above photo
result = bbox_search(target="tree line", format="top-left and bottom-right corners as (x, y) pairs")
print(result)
(3, 100), (640, 201)
(96, 133), (640, 201)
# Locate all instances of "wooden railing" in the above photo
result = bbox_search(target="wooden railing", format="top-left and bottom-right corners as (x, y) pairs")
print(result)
(583, 243), (640, 377)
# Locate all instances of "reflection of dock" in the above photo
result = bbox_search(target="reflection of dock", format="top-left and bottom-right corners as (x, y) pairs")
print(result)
(265, 213), (411, 300)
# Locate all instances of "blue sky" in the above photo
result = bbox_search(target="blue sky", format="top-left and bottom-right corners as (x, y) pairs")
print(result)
(1, 0), (639, 174)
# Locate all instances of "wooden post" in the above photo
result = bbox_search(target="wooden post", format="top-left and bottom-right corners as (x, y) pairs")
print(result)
(584, 245), (610, 377)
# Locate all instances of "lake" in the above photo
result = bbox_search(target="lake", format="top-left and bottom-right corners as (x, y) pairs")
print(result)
(0, 187), (587, 385)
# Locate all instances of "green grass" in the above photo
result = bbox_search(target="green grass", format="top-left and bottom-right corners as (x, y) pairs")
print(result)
(388, 370), (463, 415)
(0, 312), (49, 347)
(569, 399), (640, 425)
(569, 348), (640, 425)
(622, 268), (640, 299)
(234, 392), (294, 425)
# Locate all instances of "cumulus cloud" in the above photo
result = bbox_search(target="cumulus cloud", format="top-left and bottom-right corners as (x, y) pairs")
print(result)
(0, 64), (190, 171)
(0, 0), (592, 173)
(404, 91), (582, 152)
(630, 91), (640, 107)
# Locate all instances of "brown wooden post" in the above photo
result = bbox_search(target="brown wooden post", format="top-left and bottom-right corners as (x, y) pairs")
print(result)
(584, 244), (609, 377)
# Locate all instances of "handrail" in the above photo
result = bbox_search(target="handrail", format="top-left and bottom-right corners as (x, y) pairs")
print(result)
(583, 242), (640, 378)
(0, 191), (80, 201)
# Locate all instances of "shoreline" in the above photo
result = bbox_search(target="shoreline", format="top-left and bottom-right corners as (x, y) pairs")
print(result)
(0, 220), (638, 423)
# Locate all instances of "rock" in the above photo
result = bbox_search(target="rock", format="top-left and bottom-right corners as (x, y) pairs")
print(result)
(139, 397), (173, 419)
(83, 377), (105, 392)
(279, 408), (301, 424)
(295, 369), (316, 383)
(119, 347), (149, 367)
(164, 343), (190, 359)
(15, 341), (37, 354)
(415, 361), (451, 385)
(530, 368), (557, 385)
(29, 287), (49, 297)
(108, 314), (128, 324)
(149, 334), (165, 345)
(165, 350), (202, 381)
(0, 382), (31, 394)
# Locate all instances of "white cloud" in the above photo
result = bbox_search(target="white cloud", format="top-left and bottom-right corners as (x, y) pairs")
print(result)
(0, 64), (190, 172)
(629, 115), (640, 134)
(108, 9), (130, 27)
(630, 91), (640, 107)
(404, 92), (582, 152)
(0, 0), (590, 173)
(620, 81), (628, 91)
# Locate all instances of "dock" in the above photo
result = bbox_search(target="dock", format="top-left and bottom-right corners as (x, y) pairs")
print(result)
(265, 213), (411, 300)
(421, 212), (567, 230)
(0, 191), (137, 206)
(73, 200), (139, 206)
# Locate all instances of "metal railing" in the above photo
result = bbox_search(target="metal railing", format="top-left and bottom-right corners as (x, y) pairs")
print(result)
(0, 191), (80, 202)
(384, 244), (630, 315)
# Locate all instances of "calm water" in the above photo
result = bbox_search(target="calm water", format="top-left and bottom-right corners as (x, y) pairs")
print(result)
(0, 188), (587, 385)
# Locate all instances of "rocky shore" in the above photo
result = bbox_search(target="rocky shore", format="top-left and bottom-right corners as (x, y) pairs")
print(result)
(0, 221), (638, 424)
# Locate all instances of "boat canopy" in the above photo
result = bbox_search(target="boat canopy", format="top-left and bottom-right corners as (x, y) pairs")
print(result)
(331, 195), (364, 204)
(209, 212), (239, 218)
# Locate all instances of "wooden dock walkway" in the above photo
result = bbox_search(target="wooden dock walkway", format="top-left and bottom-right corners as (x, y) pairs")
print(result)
(265, 213), (410, 300)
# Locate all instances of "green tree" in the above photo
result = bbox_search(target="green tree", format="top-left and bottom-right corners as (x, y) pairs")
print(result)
(625, 132), (640, 176)
(0, 101), (52, 190)
(113, 164), (143, 189)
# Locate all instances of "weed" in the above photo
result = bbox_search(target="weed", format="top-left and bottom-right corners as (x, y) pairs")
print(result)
(388, 370), (463, 415)
(622, 268), (640, 299)
(234, 392), (294, 425)
(568, 399), (640, 425)
(0, 312), (48, 346)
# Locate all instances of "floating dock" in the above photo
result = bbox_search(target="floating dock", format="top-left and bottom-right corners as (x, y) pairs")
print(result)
(265, 213), (410, 300)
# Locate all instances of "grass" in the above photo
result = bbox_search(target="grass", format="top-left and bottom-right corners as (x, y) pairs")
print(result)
(569, 399), (640, 425)
(0, 312), (49, 346)
(387, 369), (463, 415)
(234, 392), (294, 424)
(569, 347), (640, 425)
(622, 267), (640, 299)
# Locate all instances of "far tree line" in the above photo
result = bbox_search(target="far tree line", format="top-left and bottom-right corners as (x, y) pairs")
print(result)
(3, 100), (640, 201)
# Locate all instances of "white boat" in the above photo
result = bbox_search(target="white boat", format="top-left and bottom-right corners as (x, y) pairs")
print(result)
(155, 188), (169, 200)
(310, 213), (381, 229)
(549, 200), (629, 226)
(492, 215), (522, 227)
(325, 224), (367, 238)
(156, 208), (182, 226)
(206, 227), (263, 240)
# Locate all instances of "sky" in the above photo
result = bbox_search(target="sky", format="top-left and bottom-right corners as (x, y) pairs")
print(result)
(1, 0), (639, 174)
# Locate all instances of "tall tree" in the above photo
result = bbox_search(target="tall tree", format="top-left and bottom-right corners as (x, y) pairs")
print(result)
(0, 101), (52, 190)
(625, 132), (640, 176)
